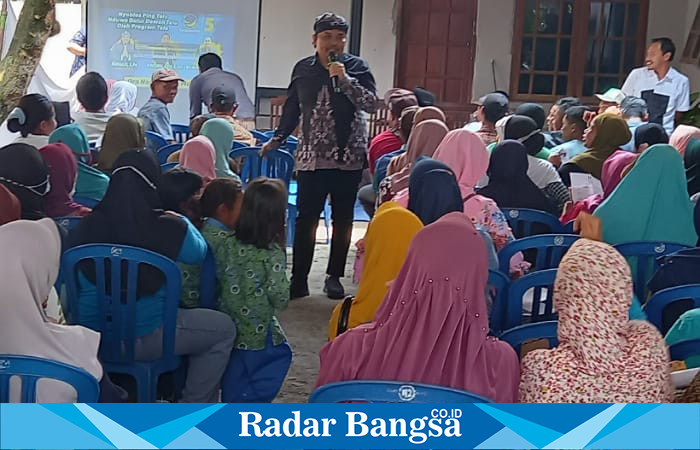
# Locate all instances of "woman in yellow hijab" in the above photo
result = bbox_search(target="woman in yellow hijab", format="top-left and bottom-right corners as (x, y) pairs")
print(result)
(328, 202), (423, 340)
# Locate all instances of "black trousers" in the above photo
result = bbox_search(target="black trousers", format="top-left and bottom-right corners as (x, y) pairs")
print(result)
(293, 169), (362, 280)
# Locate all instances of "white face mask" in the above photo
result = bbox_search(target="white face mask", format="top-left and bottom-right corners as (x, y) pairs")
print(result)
(0, 175), (50, 197)
(111, 166), (157, 190)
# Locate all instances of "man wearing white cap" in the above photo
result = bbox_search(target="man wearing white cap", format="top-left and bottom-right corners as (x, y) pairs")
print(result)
(138, 68), (184, 144)
(595, 88), (625, 115)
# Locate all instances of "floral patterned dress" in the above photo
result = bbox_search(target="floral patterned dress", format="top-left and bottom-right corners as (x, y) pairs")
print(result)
(519, 239), (672, 403)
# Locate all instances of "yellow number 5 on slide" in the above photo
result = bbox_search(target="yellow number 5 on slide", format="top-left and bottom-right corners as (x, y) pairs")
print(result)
(205, 17), (215, 32)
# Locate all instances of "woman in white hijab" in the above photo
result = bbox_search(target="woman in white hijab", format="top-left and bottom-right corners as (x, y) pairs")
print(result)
(104, 81), (139, 116)
(0, 218), (103, 402)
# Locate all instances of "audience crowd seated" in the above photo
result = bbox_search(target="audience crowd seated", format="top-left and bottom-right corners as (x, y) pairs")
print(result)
(3, 51), (700, 405)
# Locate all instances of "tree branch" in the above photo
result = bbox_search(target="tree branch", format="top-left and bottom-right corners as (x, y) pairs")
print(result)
(0, 0), (55, 123)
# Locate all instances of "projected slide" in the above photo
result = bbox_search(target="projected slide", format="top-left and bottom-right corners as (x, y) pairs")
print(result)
(99, 10), (234, 86)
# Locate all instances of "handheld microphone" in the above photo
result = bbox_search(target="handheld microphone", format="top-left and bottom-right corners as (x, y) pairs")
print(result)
(328, 51), (341, 93)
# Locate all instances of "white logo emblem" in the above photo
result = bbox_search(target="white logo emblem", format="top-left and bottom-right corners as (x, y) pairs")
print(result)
(398, 385), (416, 401)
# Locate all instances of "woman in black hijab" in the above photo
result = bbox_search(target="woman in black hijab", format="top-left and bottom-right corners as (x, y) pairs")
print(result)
(0, 143), (49, 220)
(479, 140), (558, 215)
(67, 149), (236, 404)
(635, 123), (669, 152)
(407, 157), (463, 225)
(408, 157), (499, 270)
(503, 115), (570, 214)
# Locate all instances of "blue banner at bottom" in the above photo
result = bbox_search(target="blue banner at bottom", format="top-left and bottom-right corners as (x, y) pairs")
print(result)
(1, 403), (699, 449)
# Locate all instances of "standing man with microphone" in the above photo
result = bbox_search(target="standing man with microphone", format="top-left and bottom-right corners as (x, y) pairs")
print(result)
(261, 12), (378, 300)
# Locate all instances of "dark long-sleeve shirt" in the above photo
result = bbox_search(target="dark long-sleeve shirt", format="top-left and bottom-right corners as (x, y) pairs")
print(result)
(274, 53), (378, 171)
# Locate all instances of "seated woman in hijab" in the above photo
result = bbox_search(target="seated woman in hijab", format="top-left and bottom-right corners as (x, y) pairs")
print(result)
(498, 115), (570, 214)
(158, 167), (204, 228)
(199, 118), (241, 181)
(328, 202), (422, 340)
(178, 136), (217, 187)
(379, 119), (449, 204)
(559, 113), (631, 186)
(634, 122), (669, 153)
(409, 157), (498, 271)
(670, 124), (700, 156)
(560, 150), (637, 224)
(96, 114), (146, 173)
(50, 124), (110, 200)
(513, 103), (554, 159)
(67, 150), (236, 403)
(519, 237), (672, 402)
(0, 143), (50, 220)
(432, 129), (528, 275)
(684, 138), (700, 199)
(595, 144), (697, 248)
(479, 140), (558, 216)
(317, 213), (520, 403)
(385, 106), (447, 177)
(0, 218), (126, 402)
(373, 106), (419, 193)
(104, 81), (139, 115)
(38, 143), (92, 218)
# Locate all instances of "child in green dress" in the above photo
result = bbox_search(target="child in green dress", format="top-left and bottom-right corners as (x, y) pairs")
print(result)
(208, 177), (292, 402)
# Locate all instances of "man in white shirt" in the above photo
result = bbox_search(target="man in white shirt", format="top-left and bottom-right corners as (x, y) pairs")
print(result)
(621, 38), (690, 135)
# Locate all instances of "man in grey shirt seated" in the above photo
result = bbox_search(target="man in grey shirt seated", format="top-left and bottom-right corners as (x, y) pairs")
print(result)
(138, 68), (183, 146)
(189, 53), (256, 129)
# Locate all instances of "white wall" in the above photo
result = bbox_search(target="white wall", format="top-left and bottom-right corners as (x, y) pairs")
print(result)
(472, 0), (515, 99)
(257, 0), (351, 88)
(360, 0), (397, 96)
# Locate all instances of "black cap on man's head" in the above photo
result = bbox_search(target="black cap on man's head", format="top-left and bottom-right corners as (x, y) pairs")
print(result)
(314, 12), (349, 34)
(210, 85), (237, 111)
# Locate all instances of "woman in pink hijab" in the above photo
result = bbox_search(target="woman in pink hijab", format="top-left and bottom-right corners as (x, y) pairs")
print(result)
(520, 238), (672, 402)
(39, 143), (91, 218)
(381, 119), (449, 204)
(560, 150), (638, 223)
(670, 125), (700, 156)
(433, 130), (517, 248)
(179, 136), (217, 185)
(316, 212), (520, 403)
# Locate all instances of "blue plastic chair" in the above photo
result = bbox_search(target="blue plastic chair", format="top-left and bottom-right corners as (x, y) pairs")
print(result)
(61, 244), (182, 403)
(258, 130), (298, 152)
(645, 285), (700, 335)
(669, 338), (700, 362)
(561, 220), (576, 234)
(74, 195), (100, 208)
(161, 162), (178, 171)
(88, 141), (97, 150)
(0, 355), (100, 403)
(232, 140), (248, 150)
(309, 381), (492, 403)
(504, 269), (558, 330)
(487, 269), (510, 335)
(145, 131), (169, 151)
(501, 208), (565, 238)
(250, 130), (269, 142)
(229, 147), (295, 187)
(199, 245), (218, 309)
(171, 124), (190, 143)
(157, 143), (183, 164)
(54, 216), (83, 231)
(614, 242), (692, 302)
(498, 234), (579, 275)
(499, 321), (559, 359)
